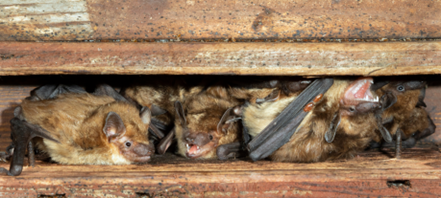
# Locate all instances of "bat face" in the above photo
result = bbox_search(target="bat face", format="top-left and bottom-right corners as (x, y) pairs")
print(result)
(377, 80), (426, 121)
(176, 106), (241, 159)
(180, 122), (224, 159)
(103, 109), (155, 163)
(340, 77), (380, 116)
(174, 89), (242, 159)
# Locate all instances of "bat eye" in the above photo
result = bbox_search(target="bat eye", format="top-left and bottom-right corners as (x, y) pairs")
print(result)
(125, 142), (132, 147)
(397, 85), (405, 92)
(209, 134), (213, 140)
(348, 107), (355, 112)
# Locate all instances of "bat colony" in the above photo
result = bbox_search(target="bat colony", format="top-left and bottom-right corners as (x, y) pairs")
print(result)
(0, 76), (436, 176)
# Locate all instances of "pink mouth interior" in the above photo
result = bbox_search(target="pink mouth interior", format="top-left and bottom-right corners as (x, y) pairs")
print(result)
(186, 142), (216, 159)
(188, 144), (198, 154)
(343, 77), (375, 104)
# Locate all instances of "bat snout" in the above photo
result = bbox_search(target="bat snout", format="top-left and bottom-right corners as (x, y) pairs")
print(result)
(184, 132), (211, 147)
(356, 102), (380, 113)
(133, 143), (154, 157)
(183, 132), (217, 159)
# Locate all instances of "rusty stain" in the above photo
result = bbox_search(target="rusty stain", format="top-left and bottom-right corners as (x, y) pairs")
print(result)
(252, 6), (278, 32)
(1, 0), (441, 40)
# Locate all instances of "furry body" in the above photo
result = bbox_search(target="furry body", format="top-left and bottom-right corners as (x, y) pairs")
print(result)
(21, 93), (153, 165)
(122, 77), (204, 126)
(243, 79), (379, 162)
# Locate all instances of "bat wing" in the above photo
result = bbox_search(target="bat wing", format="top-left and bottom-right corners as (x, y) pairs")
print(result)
(156, 127), (175, 155)
(1, 118), (59, 176)
(247, 78), (334, 161)
(29, 84), (86, 101)
(94, 84), (131, 103)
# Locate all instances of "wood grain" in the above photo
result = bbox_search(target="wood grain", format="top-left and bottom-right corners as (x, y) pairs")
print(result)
(1, 0), (441, 41)
(0, 149), (440, 197)
(1, 41), (441, 76)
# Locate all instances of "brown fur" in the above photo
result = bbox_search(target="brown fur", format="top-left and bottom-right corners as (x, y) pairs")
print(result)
(122, 77), (204, 126)
(228, 87), (276, 104)
(376, 83), (423, 139)
(175, 86), (242, 159)
(243, 79), (379, 162)
(22, 93), (152, 165)
(400, 107), (430, 139)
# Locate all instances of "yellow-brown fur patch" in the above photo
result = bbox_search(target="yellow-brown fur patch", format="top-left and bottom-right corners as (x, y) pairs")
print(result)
(21, 93), (150, 165)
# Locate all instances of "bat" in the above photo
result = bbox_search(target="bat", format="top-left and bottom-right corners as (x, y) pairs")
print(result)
(372, 80), (434, 158)
(0, 84), (154, 176)
(121, 76), (206, 153)
(216, 77), (312, 160)
(174, 85), (243, 159)
(380, 107), (435, 149)
(243, 77), (383, 162)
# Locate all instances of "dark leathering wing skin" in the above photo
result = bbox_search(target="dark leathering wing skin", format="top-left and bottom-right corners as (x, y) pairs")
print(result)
(0, 118), (59, 176)
(0, 84), (79, 176)
(247, 78), (334, 161)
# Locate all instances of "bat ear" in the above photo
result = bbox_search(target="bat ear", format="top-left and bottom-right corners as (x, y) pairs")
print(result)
(324, 113), (340, 143)
(281, 80), (311, 95)
(416, 87), (427, 107)
(140, 106), (151, 125)
(103, 112), (126, 141)
(256, 90), (280, 104)
(217, 106), (242, 134)
(380, 92), (397, 110)
(150, 104), (167, 116)
(370, 80), (389, 91)
(174, 101), (186, 126)
(404, 81), (426, 90)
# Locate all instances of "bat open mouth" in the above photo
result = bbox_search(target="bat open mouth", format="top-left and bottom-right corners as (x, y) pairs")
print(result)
(343, 77), (379, 104)
(185, 142), (216, 159)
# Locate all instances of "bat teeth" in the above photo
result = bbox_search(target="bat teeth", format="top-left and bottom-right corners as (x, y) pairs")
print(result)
(197, 146), (200, 150)
(186, 144), (190, 150)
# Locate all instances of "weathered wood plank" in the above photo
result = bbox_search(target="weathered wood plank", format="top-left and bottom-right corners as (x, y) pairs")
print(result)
(0, 149), (440, 197)
(1, 41), (441, 76)
(1, 0), (441, 41)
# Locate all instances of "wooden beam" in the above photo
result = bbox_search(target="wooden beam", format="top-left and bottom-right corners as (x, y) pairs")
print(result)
(0, 150), (440, 197)
(1, 41), (441, 76)
(1, 0), (441, 41)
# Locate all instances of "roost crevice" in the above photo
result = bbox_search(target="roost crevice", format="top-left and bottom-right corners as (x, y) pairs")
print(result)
(1, 0), (441, 196)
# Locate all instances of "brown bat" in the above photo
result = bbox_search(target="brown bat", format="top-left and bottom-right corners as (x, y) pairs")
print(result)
(174, 85), (243, 159)
(373, 80), (435, 158)
(0, 85), (154, 176)
(121, 77), (203, 126)
(215, 77), (313, 160)
(380, 106), (435, 149)
(121, 76), (206, 153)
(243, 78), (383, 162)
